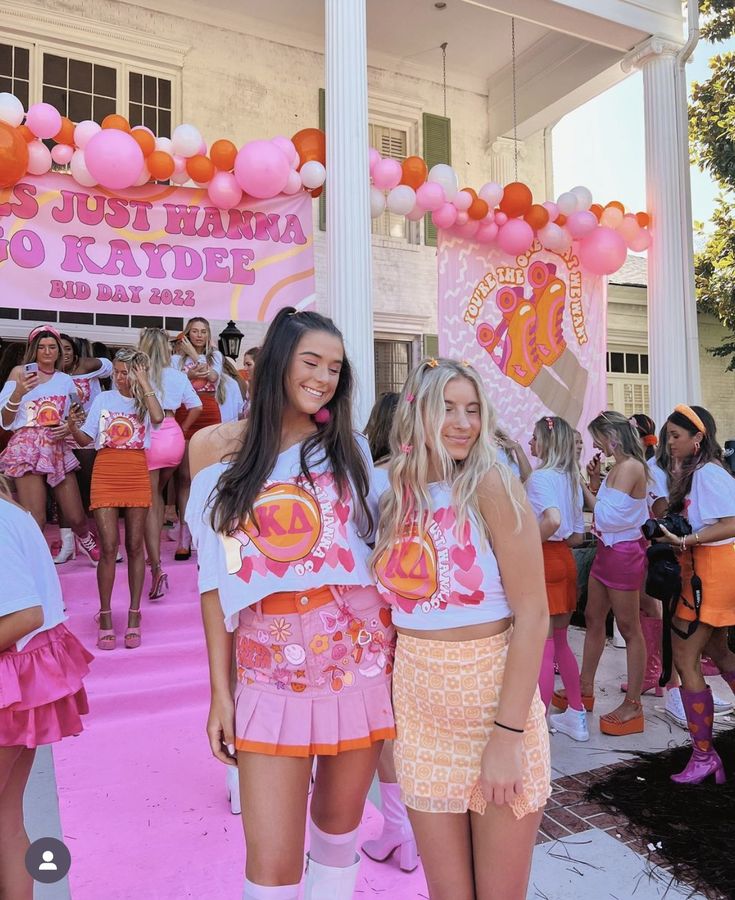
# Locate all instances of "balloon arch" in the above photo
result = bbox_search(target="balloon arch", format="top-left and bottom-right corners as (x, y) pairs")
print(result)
(0, 94), (650, 276)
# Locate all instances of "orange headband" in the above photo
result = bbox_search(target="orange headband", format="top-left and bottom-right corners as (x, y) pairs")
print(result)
(643, 435), (658, 447)
(674, 404), (707, 435)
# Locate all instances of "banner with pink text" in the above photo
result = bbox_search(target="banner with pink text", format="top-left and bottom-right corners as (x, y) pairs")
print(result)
(0, 174), (315, 322)
(438, 234), (607, 441)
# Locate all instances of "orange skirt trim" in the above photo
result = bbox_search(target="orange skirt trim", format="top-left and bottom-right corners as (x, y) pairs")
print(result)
(676, 543), (735, 628)
(260, 586), (335, 615)
(177, 392), (220, 440)
(90, 447), (152, 510)
(235, 727), (396, 758)
(542, 540), (578, 615)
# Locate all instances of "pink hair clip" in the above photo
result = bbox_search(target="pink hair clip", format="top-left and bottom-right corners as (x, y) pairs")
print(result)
(545, 416), (554, 430)
(400, 443), (413, 454)
(405, 392), (415, 403)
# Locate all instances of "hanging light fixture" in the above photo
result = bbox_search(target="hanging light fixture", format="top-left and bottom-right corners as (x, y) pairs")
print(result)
(218, 320), (244, 359)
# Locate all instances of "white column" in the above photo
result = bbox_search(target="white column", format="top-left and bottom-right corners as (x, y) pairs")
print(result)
(325, 0), (374, 428)
(488, 136), (526, 185)
(624, 37), (701, 425)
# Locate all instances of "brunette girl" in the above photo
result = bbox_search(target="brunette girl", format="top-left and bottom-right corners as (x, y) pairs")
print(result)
(187, 308), (394, 899)
(173, 317), (225, 558)
(373, 358), (550, 900)
(68, 350), (163, 650)
(138, 328), (202, 599)
(0, 325), (99, 562)
(525, 416), (587, 741)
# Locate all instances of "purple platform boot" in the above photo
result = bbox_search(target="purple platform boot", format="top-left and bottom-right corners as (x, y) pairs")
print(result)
(671, 687), (726, 785)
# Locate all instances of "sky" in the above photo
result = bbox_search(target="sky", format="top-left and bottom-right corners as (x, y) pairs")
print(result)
(552, 37), (734, 240)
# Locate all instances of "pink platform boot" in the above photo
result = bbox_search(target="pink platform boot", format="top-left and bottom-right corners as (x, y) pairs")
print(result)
(671, 687), (726, 785)
(621, 614), (663, 697)
(362, 782), (418, 872)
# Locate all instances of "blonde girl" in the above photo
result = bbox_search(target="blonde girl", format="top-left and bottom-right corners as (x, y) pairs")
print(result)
(373, 358), (550, 900)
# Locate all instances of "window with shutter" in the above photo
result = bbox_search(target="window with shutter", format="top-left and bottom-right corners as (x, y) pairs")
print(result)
(422, 334), (439, 359)
(607, 377), (650, 417)
(368, 122), (411, 241)
(422, 113), (451, 247)
(374, 339), (413, 395)
(0, 42), (30, 109)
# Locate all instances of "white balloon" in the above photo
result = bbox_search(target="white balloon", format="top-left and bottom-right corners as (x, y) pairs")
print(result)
(155, 137), (173, 153)
(479, 181), (504, 207)
(134, 166), (151, 187)
(0, 92), (24, 127)
(171, 124), (202, 159)
(27, 142), (52, 175)
(170, 171), (190, 185)
(300, 160), (326, 190)
(557, 191), (578, 216)
(428, 163), (458, 201)
(70, 150), (97, 187)
(406, 205), (425, 222)
(370, 186), (386, 218)
(453, 190), (473, 212)
(386, 185), (416, 216)
(570, 185), (593, 211)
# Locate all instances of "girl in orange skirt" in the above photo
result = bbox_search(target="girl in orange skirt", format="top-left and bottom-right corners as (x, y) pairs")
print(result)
(655, 404), (735, 785)
(526, 416), (588, 741)
(68, 351), (163, 651)
(172, 318), (224, 560)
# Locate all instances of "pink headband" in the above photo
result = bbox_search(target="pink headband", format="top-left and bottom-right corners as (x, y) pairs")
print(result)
(28, 324), (61, 342)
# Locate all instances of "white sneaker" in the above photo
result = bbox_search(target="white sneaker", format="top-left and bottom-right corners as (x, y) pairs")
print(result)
(664, 687), (687, 728)
(713, 691), (733, 717)
(549, 706), (589, 742)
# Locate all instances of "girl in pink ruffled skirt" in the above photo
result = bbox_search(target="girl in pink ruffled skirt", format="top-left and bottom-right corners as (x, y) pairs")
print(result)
(0, 475), (92, 898)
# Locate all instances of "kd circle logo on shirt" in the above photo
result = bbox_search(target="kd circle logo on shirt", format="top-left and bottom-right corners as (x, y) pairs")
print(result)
(376, 528), (438, 602)
(245, 482), (322, 562)
(105, 416), (136, 447)
(35, 400), (61, 426)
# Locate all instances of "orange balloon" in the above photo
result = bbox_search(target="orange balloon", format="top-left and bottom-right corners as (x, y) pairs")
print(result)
(636, 211), (650, 228)
(400, 155), (428, 190)
(0, 122), (30, 188)
(499, 181), (532, 218)
(210, 139), (237, 172)
(590, 203), (603, 221)
(186, 154), (215, 184)
(524, 203), (549, 230)
(606, 200), (625, 213)
(53, 117), (75, 145)
(292, 128), (325, 167)
(556, 213), (567, 226)
(17, 124), (35, 143)
(310, 186), (323, 199)
(131, 128), (156, 157)
(468, 197), (489, 220)
(147, 150), (175, 181)
(102, 114), (131, 132)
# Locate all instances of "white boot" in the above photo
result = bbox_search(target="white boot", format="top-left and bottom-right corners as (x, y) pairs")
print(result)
(53, 528), (76, 564)
(361, 782), (418, 871)
(304, 854), (360, 900)
(226, 765), (241, 815)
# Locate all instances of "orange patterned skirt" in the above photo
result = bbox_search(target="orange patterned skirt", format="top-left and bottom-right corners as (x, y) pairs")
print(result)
(90, 448), (152, 510)
(392, 627), (551, 818)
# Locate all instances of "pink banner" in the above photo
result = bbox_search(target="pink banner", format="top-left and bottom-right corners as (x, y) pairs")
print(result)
(0, 174), (315, 322)
(438, 234), (607, 442)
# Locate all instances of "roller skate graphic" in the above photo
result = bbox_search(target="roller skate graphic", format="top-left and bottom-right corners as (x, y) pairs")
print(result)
(528, 261), (566, 366)
(476, 287), (542, 388)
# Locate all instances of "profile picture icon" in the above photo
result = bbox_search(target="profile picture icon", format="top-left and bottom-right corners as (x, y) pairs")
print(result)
(25, 837), (71, 884)
(39, 850), (57, 871)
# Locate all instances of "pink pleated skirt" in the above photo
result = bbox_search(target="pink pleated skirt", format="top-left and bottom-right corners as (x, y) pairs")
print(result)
(145, 416), (185, 471)
(590, 537), (647, 591)
(0, 623), (93, 749)
(0, 427), (80, 488)
(234, 585), (396, 757)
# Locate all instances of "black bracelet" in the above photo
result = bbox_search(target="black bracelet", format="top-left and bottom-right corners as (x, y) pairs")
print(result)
(494, 720), (524, 734)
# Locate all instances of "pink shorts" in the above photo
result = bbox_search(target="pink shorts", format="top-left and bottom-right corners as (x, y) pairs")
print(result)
(0, 427), (80, 488)
(590, 537), (647, 591)
(234, 585), (396, 757)
(145, 416), (185, 471)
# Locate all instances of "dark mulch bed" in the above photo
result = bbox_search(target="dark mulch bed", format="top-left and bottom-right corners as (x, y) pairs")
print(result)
(586, 728), (735, 900)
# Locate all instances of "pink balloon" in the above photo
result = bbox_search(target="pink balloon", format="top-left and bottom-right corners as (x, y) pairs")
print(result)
(497, 219), (534, 256)
(173, 155), (186, 175)
(26, 102), (62, 140)
(74, 120), (101, 149)
(207, 171), (243, 209)
(456, 211), (469, 226)
(566, 210), (597, 239)
(85, 130), (144, 190)
(406, 205), (425, 222)
(618, 214), (640, 245)
(454, 219), (480, 240)
(538, 223), (565, 252)
(542, 201), (559, 223)
(432, 202), (458, 230)
(579, 226), (627, 275)
(234, 140), (290, 199)
(51, 143), (74, 166)
(368, 147), (381, 175)
(372, 157), (402, 191)
(629, 228), (651, 252)
(494, 211), (508, 226)
(134, 166), (151, 187)
(453, 190), (473, 212)
(283, 169), (302, 195)
(415, 181), (445, 212)
(476, 221), (499, 244)
(27, 141), (52, 175)
(272, 136), (298, 168)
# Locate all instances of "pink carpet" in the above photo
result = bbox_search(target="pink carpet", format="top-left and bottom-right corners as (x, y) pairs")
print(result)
(52, 538), (429, 899)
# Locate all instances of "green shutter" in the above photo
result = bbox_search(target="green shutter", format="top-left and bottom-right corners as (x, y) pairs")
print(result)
(318, 87), (326, 232)
(422, 333), (439, 359)
(422, 113), (451, 247)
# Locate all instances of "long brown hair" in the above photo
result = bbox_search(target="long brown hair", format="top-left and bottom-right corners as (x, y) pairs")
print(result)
(210, 308), (373, 537)
(23, 330), (63, 369)
(667, 405), (723, 514)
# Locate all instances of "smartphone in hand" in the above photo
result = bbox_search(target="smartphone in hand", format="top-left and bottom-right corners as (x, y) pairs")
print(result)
(23, 362), (39, 375)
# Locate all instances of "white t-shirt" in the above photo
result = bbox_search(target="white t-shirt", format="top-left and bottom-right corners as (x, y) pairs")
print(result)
(0, 497), (65, 650)
(0, 371), (76, 430)
(684, 462), (735, 546)
(155, 366), (202, 413)
(646, 457), (668, 511)
(174, 351), (224, 393)
(81, 390), (151, 450)
(525, 468), (584, 541)
(592, 481), (648, 546)
(71, 358), (114, 413)
(218, 375), (245, 423)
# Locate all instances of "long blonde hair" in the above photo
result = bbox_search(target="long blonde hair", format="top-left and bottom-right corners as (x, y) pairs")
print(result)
(114, 349), (151, 421)
(181, 317), (227, 405)
(588, 410), (650, 482)
(137, 328), (170, 395)
(532, 416), (580, 510)
(372, 358), (522, 565)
